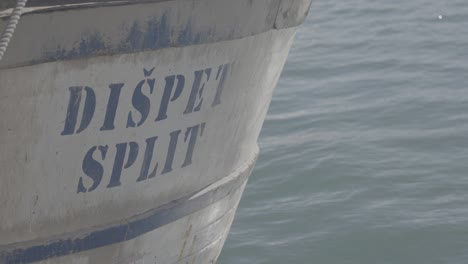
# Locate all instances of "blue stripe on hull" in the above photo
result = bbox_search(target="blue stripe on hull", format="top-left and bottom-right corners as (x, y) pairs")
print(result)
(0, 165), (251, 264)
(0, 0), (312, 69)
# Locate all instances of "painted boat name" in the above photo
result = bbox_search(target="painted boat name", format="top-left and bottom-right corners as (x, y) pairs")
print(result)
(59, 63), (231, 193)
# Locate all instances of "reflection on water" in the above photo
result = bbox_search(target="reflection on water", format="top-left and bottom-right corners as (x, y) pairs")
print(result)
(220, 0), (468, 263)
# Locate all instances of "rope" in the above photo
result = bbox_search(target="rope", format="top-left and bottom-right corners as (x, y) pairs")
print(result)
(0, 0), (28, 62)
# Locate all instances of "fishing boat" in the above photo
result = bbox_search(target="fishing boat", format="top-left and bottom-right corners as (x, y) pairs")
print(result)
(0, 0), (312, 263)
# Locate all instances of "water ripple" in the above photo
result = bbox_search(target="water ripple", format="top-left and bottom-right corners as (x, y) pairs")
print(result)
(220, 0), (468, 263)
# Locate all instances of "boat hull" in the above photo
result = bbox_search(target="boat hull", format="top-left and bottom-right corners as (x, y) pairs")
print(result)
(0, 0), (312, 263)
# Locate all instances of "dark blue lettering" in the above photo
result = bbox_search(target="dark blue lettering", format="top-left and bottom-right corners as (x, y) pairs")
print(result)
(61, 86), (96, 135)
(161, 130), (181, 174)
(127, 77), (155, 128)
(107, 142), (139, 188)
(78, 145), (108, 193)
(182, 123), (205, 167)
(100, 83), (124, 131)
(137, 136), (159, 182)
(212, 64), (230, 107)
(184, 68), (211, 114)
(155, 75), (185, 121)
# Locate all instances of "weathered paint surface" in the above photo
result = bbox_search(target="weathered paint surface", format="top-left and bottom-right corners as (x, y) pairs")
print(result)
(0, 0), (311, 263)
(0, 0), (310, 69)
(2, 157), (256, 263)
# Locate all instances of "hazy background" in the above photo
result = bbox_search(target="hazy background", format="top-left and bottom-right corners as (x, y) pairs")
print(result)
(219, 0), (468, 263)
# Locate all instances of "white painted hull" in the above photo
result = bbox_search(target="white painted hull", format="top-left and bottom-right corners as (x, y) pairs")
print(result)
(0, 0), (312, 263)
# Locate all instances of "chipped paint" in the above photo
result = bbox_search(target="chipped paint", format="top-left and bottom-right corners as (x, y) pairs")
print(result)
(0, 0), (312, 263)
(0, 0), (312, 69)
